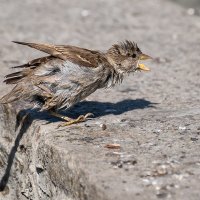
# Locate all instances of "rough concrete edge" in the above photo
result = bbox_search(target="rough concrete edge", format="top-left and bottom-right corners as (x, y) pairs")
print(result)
(37, 142), (108, 200)
(0, 103), (109, 200)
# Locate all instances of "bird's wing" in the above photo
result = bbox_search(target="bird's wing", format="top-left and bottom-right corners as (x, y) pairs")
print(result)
(5, 41), (106, 84)
(12, 41), (103, 68)
(12, 56), (54, 68)
(4, 56), (54, 84)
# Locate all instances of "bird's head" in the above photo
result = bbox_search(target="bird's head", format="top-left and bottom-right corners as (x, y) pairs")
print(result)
(106, 40), (152, 74)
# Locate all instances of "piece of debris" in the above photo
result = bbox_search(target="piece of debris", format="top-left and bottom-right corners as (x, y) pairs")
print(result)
(100, 123), (107, 130)
(191, 137), (198, 142)
(105, 143), (121, 149)
(111, 158), (137, 169)
(179, 126), (186, 131)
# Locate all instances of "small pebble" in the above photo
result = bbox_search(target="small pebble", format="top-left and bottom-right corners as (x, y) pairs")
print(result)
(100, 123), (107, 130)
(154, 129), (161, 134)
(179, 126), (186, 131)
(142, 179), (151, 186)
(191, 137), (198, 142)
(187, 8), (195, 16)
(81, 9), (90, 17)
(84, 124), (90, 127)
(156, 165), (168, 176)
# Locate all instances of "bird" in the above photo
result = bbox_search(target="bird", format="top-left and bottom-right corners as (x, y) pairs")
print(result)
(0, 40), (152, 126)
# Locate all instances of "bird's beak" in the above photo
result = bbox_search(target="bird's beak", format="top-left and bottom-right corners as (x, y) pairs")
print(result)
(138, 64), (150, 71)
(137, 53), (152, 71)
(139, 53), (152, 60)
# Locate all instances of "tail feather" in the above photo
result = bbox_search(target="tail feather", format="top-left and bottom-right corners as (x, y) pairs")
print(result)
(0, 83), (47, 106)
(12, 41), (30, 46)
(4, 77), (24, 84)
(12, 63), (30, 68)
(4, 70), (27, 84)
(5, 71), (23, 78)
(0, 85), (23, 104)
(12, 56), (52, 69)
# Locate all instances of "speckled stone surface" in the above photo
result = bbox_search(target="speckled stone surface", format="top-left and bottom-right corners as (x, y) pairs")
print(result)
(0, 0), (200, 199)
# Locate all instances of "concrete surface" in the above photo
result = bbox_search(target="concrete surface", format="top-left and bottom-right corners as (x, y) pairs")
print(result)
(0, 0), (200, 199)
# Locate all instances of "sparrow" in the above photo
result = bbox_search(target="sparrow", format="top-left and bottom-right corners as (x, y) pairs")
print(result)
(0, 40), (152, 126)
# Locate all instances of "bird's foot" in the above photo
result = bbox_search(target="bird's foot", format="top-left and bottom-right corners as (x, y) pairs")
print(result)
(58, 113), (94, 127)
(49, 111), (73, 122)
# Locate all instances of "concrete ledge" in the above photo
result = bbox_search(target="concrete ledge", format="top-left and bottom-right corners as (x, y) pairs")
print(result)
(1, 100), (200, 199)
(1, 0), (200, 199)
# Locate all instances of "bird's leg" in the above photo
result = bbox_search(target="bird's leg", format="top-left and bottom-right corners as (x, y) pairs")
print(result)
(49, 111), (94, 127)
(49, 110), (73, 122)
(59, 113), (94, 127)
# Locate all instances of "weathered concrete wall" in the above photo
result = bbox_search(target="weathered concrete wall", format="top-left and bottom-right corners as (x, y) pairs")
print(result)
(0, 0), (200, 199)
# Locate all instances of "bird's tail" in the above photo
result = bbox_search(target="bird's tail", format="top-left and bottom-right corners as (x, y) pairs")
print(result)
(0, 84), (26, 104)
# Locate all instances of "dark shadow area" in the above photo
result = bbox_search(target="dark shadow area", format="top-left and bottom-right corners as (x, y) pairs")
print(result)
(63, 98), (156, 119)
(10, 98), (157, 123)
(0, 111), (32, 191)
(16, 98), (156, 122)
(0, 98), (156, 191)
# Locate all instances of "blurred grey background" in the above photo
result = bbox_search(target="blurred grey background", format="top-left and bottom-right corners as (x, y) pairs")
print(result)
(0, 0), (200, 199)
(172, 0), (200, 15)
(173, 0), (200, 8)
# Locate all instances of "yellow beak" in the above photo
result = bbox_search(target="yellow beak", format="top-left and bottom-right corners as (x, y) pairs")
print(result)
(138, 53), (152, 71)
(138, 64), (150, 71)
(139, 53), (152, 60)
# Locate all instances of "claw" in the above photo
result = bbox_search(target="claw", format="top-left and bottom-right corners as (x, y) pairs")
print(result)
(84, 113), (94, 119)
(58, 113), (94, 127)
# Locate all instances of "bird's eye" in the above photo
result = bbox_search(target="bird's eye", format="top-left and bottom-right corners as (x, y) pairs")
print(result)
(132, 53), (136, 58)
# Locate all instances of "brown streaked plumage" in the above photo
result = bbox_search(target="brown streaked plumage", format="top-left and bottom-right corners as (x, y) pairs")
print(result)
(0, 40), (152, 126)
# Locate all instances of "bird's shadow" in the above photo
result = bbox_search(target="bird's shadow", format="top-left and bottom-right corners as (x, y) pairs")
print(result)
(35, 98), (156, 122)
(63, 98), (156, 118)
(0, 98), (156, 191)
